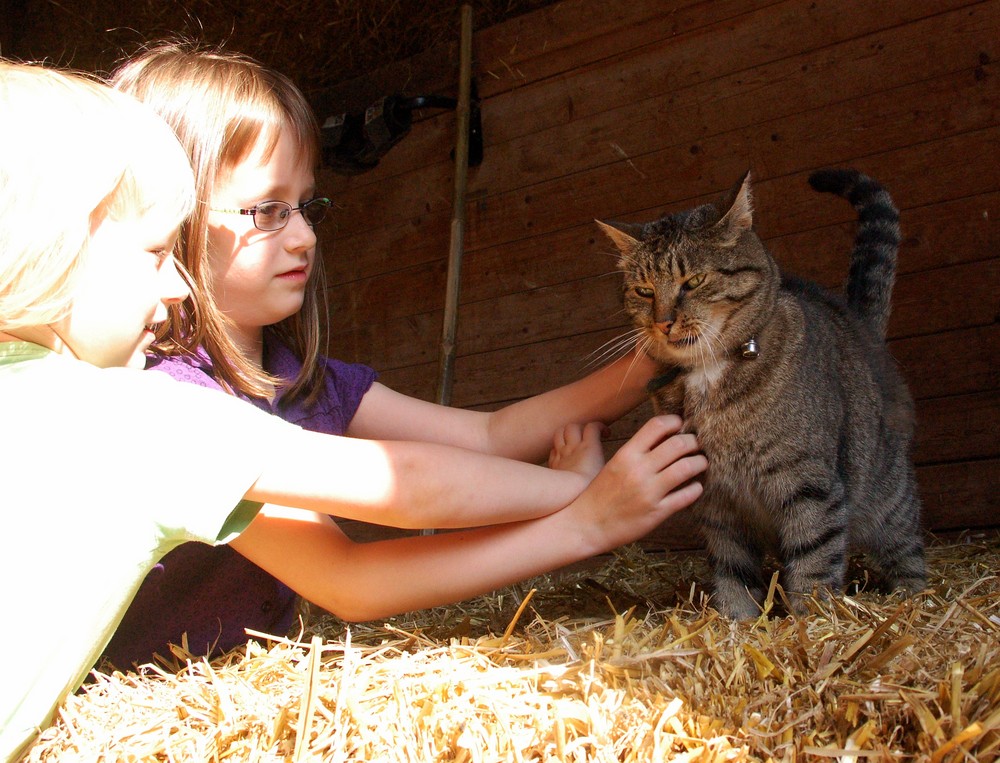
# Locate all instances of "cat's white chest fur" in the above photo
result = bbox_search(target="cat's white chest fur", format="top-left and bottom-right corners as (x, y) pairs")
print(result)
(685, 360), (730, 398)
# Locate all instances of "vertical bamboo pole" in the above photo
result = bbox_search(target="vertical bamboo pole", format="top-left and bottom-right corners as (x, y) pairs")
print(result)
(424, 5), (473, 537)
(435, 4), (473, 407)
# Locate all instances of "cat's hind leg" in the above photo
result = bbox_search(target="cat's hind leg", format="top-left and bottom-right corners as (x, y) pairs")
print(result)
(870, 536), (927, 595)
(865, 480), (927, 595)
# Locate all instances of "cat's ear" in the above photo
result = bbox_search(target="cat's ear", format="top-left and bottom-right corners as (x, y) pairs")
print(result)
(595, 219), (643, 254)
(715, 169), (754, 246)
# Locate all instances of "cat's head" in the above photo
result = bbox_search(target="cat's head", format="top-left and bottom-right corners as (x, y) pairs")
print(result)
(598, 170), (779, 368)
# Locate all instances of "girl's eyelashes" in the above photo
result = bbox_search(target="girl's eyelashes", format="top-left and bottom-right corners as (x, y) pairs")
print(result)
(148, 249), (172, 268)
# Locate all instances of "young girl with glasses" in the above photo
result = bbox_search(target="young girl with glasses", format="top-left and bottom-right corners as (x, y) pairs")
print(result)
(100, 44), (702, 669)
(0, 60), (705, 759)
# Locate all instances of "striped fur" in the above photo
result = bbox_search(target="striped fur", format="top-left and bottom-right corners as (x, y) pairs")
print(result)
(808, 169), (901, 339)
(600, 169), (926, 619)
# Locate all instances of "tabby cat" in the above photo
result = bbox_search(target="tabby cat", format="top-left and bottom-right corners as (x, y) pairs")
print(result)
(598, 169), (926, 619)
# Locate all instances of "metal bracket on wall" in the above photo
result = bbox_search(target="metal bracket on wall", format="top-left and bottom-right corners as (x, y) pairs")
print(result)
(320, 83), (483, 174)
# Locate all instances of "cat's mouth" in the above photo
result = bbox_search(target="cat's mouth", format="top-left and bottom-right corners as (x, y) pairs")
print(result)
(668, 335), (700, 347)
(651, 331), (700, 350)
(648, 330), (701, 359)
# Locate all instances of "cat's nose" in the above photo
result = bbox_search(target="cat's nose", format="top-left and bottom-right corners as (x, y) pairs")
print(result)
(654, 310), (676, 334)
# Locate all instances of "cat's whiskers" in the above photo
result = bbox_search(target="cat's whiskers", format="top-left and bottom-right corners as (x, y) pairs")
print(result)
(586, 326), (644, 359)
(618, 334), (655, 396)
(596, 270), (629, 281)
(698, 321), (727, 365)
(683, 322), (730, 399)
(693, 319), (726, 370)
(594, 244), (635, 264)
(694, 326), (711, 371)
(581, 327), (646, 371)
(610, 252), (645, 271)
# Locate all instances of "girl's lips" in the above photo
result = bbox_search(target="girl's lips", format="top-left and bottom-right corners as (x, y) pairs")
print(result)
(140, 325), (158, 347)
(276, 267), (308, 281)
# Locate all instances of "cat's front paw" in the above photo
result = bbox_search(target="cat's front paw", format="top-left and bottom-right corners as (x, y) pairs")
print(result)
(711, 578), (765, 620)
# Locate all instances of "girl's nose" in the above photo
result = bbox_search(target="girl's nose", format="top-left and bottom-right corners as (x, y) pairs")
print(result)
(286, 209), (318, 252)
(162, 258), (190, 305)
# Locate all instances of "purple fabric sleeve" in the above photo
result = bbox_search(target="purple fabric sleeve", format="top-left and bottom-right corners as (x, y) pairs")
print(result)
(101, 340), (377, 669)
(265, 339), (377, 435)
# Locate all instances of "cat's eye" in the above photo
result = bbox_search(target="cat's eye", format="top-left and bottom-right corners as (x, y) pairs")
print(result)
(633, 286), (655, 299)
(685, 273), (706, 289)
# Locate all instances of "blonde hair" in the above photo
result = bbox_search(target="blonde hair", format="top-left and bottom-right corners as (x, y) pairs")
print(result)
(112, 42), (328, 405)
(0, 61), (194, 331)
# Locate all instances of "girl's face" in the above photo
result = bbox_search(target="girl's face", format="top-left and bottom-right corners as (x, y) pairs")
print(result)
(206, 126), (317, 352)
(55, 212), (189, 369)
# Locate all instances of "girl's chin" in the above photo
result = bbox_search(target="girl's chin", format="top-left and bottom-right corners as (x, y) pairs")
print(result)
(126, 332), (156, 368)
(125, 351), (150, 370)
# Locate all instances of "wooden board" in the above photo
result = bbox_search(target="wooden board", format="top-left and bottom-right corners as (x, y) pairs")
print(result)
(310, 0), (1000, 542)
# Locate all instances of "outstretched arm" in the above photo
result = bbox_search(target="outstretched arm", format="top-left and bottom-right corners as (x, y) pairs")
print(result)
(232, 415), (704, 622)
(348, 346), (659, 462)
(484, 346), (659, 460)
(245, 428), (591, 530)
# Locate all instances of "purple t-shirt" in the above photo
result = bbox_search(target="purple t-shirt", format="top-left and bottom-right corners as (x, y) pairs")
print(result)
(101, 337), (376, 668)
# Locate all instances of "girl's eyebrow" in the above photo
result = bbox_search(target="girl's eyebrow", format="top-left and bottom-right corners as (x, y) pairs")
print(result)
(244, 183), (317, 204)
(246, 187), (286, 202)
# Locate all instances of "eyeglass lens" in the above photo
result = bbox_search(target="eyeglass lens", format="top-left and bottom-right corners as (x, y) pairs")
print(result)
(253, 198), (330, 231)
(301, 198), (330, 226)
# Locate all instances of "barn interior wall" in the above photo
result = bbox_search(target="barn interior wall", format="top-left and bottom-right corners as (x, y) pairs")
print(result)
(314, 0), (999, 547)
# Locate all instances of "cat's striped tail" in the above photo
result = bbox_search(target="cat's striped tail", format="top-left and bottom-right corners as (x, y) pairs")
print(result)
(808, 169), (901, 339)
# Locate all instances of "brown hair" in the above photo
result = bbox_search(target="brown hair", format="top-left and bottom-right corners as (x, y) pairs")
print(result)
(112, 42), (327, 404)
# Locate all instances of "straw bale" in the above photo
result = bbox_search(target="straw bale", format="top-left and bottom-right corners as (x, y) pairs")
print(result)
(25, 532), (1000, 761)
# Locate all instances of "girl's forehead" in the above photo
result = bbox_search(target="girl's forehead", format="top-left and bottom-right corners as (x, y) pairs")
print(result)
(96, 208), (181, 245)
(216, 127), (315, 198)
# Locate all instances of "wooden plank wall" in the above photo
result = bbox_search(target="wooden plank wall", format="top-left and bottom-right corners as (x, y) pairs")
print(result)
(314, 0), (999, 548)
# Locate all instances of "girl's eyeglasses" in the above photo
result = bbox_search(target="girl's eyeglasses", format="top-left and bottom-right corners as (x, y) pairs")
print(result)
(212, 197), (332, 231)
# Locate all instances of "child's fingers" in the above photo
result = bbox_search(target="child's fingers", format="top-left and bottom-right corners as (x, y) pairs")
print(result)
(637, 435), (706, 512)
(657, 452), (708, 491)
(622, 414), (684, 453)
(556, 421), (602, 450)
(656, 476), (705, 515)
(562, 423), (581, 447)
(649, 432), (701, 472)
(549, 423), (581, 467)
(552, 427), (566, 450)
(580, 421), (605, 446)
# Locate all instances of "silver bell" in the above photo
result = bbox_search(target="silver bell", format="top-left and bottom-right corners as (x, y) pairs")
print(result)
(741, 337), (759, 359)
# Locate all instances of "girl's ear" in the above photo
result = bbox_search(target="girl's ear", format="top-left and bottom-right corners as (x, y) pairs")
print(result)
(595, 219), (644, 255)
(714, 169), (754, 246)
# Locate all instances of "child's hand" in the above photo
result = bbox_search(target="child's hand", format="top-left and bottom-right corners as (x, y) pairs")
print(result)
(548, 421), (607, 481)
(570, 415), (707, 553)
